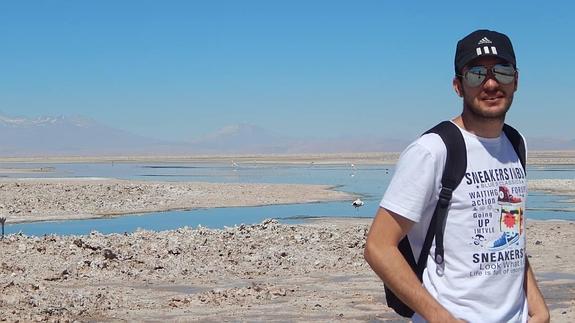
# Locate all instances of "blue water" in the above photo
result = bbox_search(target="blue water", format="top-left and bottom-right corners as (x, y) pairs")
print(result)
(3, 162), (574, 236)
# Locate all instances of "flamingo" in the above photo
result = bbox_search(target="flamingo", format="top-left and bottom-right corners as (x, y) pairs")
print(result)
(352, 198), (364, 208)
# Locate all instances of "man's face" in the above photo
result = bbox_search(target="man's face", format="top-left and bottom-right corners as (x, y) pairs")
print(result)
(454, 56), (518, 121)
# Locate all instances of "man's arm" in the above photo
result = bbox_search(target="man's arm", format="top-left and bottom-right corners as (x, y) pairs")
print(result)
(364, 207), (463, 323)
(524, 259), (550, 322)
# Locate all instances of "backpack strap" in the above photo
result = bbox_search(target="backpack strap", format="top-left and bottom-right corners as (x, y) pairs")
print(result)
(383, 121), (468, 317)
(422, 121), (467, 266)
(502, 123), (526, 172)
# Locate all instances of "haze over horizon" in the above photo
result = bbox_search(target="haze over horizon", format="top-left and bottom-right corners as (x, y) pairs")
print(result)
(0, 111), (413, 156)
(1, 1), (574, 151)
(1, 112), (573, 156)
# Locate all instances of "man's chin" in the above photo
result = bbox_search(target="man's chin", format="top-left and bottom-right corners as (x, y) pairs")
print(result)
(467, 104), (510, 120)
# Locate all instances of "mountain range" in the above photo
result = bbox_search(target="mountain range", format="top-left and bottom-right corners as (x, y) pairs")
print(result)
(0, 113), (573, 156)
(0, 114), (166, 156)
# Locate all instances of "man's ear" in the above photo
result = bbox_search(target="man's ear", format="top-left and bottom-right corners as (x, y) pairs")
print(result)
(514, 70), (519, 91)
(453, 76), (463, 97)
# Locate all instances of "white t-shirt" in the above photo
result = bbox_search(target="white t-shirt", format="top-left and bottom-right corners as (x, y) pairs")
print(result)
(381, 122), (528, 323)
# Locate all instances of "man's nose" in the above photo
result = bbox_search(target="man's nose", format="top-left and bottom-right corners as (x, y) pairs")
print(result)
(482, 73), (500, 89)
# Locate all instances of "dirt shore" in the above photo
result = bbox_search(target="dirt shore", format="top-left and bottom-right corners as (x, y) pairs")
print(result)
(0, 178), (351, 224)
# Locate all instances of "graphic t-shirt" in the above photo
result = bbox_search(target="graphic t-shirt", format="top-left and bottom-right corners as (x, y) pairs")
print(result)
(380, 123), (528, 323)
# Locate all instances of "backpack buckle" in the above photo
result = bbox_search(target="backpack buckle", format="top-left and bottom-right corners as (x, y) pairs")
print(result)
(438, 187), (453, 207)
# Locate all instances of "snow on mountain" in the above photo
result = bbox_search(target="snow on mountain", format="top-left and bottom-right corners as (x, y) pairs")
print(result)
(0, 114), (93, 127)
(0, 113), (164, 156)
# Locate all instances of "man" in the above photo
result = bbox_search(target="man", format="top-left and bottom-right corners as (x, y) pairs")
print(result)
(364, 30), (550, 322)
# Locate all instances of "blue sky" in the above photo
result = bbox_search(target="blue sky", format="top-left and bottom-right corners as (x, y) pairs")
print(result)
(1, 1), (573, 142)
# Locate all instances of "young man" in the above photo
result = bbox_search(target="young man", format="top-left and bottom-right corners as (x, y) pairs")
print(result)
(364, 30), (550, 322)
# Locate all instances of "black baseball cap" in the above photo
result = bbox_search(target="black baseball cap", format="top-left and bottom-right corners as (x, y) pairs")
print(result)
(454, 29), (516, 74)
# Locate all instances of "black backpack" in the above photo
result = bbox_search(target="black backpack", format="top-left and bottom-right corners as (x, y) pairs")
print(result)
(384, 121), (526, 318)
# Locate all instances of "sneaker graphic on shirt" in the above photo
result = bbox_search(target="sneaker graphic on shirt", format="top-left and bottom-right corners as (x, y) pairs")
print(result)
(498, 186), (522, 203)
(487, 185), (524, 251)
(489, 231), (520, 251)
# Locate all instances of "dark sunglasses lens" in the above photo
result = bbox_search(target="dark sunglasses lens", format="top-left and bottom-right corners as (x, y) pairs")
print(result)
(464, 65), (516, 86)
(464, 67), (487, 87)
(493, 64), (516, 84)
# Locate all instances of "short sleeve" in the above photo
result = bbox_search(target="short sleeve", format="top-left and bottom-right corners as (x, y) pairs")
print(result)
(380, 135), (445, 223)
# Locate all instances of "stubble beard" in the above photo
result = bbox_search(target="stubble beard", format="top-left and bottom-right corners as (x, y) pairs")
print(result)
(461, 88), (514, 122)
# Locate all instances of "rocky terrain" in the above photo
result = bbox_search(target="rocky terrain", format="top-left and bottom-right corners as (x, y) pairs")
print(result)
(0, 219), (573, 322)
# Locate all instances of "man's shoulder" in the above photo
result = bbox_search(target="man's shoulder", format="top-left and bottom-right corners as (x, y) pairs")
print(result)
(408, 126), (452, 154)
(418, 120), (464, 146)
(394, 131), (449, 172)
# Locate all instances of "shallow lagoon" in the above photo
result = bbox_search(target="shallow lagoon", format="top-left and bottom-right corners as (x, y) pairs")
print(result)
(4, 162), (575, 236)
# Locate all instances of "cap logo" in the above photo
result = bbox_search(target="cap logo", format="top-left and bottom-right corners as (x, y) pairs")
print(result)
(455, 30), (516, 73)
(478, 37), (492, 45)
(476, 46), (498, 56)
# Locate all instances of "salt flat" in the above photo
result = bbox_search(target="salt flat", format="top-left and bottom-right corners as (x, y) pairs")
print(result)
(0, 218), (572, 322)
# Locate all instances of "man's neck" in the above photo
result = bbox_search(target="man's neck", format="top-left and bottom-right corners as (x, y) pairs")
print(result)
(453, 113), (505, 138)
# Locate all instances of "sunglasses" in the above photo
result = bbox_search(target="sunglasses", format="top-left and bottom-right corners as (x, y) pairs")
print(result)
(459, 64), (517, 87)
